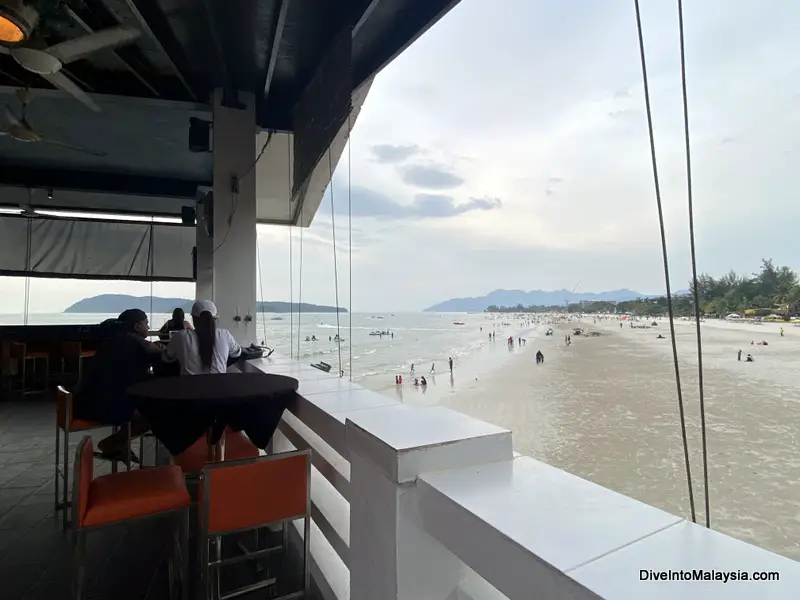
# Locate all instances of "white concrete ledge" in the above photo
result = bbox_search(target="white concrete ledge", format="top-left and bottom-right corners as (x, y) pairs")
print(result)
(418, 456), (800, 599)
(570, 520), (800, 599)
(345, 404), (513, 484)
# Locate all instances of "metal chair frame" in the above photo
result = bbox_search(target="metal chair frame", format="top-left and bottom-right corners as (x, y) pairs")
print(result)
(199, 450), (312, 600)
(55, 386), (132, 531)
(9, 342), (50, 395)
(70, 436), (189, 600)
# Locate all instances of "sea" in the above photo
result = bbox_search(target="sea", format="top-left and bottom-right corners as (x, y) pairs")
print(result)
(0, 311), (533, 395)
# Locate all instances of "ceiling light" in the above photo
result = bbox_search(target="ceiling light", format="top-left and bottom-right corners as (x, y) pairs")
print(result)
(0, 1), (38, 44)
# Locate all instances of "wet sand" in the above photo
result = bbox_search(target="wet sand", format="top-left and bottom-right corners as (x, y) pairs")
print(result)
(414, 317), (800, 561)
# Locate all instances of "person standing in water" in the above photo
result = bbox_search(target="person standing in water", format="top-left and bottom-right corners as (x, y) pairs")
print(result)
(737, 349), (742, 361)
(448, 356), (453, 373)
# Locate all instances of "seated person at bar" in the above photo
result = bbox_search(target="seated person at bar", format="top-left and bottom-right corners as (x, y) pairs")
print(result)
(163, 300), (241, 375)
(158, 307), (192, 341)
(73, 309), (165, 461)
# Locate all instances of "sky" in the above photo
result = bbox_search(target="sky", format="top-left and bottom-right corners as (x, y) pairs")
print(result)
(3, 0), (800, 314)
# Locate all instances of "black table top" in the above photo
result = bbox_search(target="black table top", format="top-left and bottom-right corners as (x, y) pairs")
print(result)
(128, 372), (298, 404)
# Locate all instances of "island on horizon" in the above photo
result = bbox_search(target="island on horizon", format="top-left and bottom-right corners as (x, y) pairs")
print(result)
(64, 294), (347, 314)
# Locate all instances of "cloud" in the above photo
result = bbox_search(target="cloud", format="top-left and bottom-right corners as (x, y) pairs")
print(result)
(371, 144), (421, 163)
(328, 184), (500, 220)
(398, 164), (465, 189)
(413, 194), (502, 217)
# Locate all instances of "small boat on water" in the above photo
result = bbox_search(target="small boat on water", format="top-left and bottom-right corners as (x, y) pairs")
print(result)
(453, 321), (465, 325)
(270, 317), (283, 320)
(369, 330), (391, 336)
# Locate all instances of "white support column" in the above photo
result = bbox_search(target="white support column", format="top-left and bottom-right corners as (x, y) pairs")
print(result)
(210, 89), (258, 344)
(195, 205), (213, 301)
(345, 405), (514, 600)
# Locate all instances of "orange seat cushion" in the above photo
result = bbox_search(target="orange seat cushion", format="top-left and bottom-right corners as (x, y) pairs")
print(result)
(226, 431), (260, 460)
(67, 418), (104, 431)
(174, 430), (260, 473)
(57, 400), (103, 431)
(82, 465), (190, 528)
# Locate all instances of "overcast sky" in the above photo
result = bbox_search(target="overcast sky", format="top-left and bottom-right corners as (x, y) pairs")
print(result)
(3, 0), (800, 314)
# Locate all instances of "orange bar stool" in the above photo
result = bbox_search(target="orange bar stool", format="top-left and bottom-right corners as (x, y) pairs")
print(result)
(61, 341), (95, 384)
(55, 386), (133, 531)
(173, 427), (260, 476)
(71, 435), (191, 600)
(199, 450), (311, 600)
(9, 341), (50, 394)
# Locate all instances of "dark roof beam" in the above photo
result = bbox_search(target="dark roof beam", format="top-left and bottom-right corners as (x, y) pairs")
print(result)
(203, 0), (239, 108)
(351, 0), (381, 38)
(352, 0), (461, 92)
(261, 0), (291, 101)
(120, 0), (199, 101)
(0, 165), (204, 199)
(63, 6), (160, 98)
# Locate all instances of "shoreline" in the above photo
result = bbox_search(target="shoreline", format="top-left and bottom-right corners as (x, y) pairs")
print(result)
(364, 324), (539, 405)
(423, 314), (800, 561)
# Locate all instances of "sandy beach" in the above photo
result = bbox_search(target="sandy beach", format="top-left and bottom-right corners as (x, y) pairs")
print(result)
(409, 316), (800, 561)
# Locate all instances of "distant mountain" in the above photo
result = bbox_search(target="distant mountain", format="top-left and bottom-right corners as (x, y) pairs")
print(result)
(424, 289), (650, 312)
(64, 294), (346, 314)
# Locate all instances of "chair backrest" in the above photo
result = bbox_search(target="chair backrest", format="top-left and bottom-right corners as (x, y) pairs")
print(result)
(9, 342), (25, 359)
(202, 450), (311, 535)
(56, 386), (72, 429)
(62, 342), (82, 359)
(71, 436), (94, 529)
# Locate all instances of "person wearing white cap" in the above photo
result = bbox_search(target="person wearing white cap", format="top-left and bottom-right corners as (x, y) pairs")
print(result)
(163, 300), (242, 375)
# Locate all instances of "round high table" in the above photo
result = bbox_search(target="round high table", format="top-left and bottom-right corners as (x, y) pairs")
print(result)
(128, 372), (298, 457)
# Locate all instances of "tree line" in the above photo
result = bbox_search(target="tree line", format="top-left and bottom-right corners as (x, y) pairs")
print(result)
(485, 259), (800, 319)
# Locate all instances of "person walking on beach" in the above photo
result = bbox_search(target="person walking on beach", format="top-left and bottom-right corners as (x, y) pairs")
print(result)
(448, 357), (453, 372)
(430, 363), (435, 374)
(737, 349), (742, 361)
(410, 363), (415, 374)
(780, 327), (784, 337)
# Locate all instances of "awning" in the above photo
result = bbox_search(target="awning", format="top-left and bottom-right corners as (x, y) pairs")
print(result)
(0, 214), (194, 282)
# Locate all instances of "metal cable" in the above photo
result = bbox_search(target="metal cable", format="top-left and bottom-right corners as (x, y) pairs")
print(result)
(347, 111), (353, 382)
(288, 135), (294, 359)
(149, 216), (154, 325)
(296, 190), (304, 361)
(328, 149), (344, 377)
(23, 214), (32, 326)
(677, 0), (710, 528)
(257, 231), (268, 345)
(634, 0), (696, 523)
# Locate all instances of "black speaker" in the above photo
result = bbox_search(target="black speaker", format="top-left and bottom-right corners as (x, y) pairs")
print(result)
(189, 117), (211, 152)
(181, 205), (196, 226)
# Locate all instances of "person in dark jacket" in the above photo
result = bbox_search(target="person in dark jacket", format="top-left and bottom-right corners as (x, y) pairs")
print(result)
(73, 309), (164, 462)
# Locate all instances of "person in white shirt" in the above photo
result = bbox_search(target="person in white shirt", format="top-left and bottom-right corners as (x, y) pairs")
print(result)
(164, 300), (242, 375)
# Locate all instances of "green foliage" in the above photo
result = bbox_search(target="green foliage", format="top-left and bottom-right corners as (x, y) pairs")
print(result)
(485, 259), (799, 318)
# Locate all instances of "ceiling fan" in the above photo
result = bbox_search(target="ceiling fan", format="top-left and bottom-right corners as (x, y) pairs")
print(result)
(0, 1), (140, 111)
(1, 87), (107, 156)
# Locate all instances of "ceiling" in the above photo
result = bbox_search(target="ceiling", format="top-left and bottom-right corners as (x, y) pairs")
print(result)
(0, 0), (462, 222)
